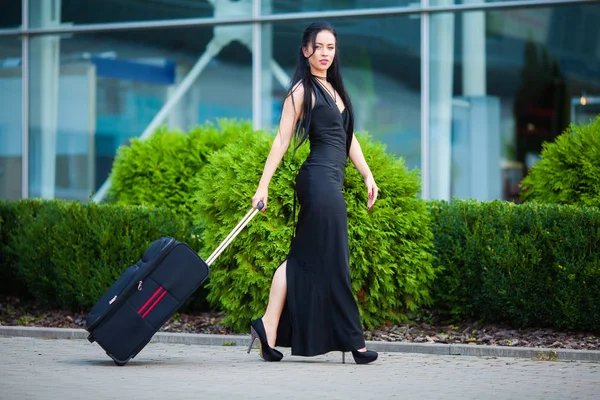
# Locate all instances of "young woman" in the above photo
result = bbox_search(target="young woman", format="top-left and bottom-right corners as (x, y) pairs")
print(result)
(249, 21), (379, 365)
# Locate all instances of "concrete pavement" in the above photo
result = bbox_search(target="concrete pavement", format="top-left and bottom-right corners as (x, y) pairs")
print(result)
(1, 336), (599, 400)
(2, 326), (600, 362)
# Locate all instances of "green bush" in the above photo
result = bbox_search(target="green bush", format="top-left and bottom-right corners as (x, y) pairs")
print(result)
(108, 119), (250, 217)
(430, 199), (600, 332)
(6, 199), (202, 311)
(190, 128), (437, 332)
(521, 116), (600, 207)
(0, 201), (25, 296)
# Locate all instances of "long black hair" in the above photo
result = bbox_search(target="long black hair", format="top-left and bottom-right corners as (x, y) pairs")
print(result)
(286, 21), (354, 157)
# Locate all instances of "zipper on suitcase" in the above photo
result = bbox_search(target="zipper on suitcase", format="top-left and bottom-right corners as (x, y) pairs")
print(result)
(86, 238), (176, 332)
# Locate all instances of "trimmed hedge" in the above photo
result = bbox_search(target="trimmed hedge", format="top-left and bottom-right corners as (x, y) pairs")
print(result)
(190, 128), (437, 332)
(430, 199), (600, 332)
(0, 199), (204, 311)
(3, 198), (600, 334)
(521, 116), (600, 207)
(0, 202), (24, 296)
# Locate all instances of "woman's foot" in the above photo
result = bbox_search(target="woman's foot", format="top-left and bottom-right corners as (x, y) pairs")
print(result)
(351, 349), (378, 365)
(248, 318), (283, 362)
(261, 317), (278, 348)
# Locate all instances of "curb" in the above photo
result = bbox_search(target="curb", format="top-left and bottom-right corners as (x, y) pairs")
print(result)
(1, 325), (599, 362)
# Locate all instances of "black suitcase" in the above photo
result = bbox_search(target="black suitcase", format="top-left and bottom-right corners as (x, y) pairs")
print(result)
(85, 202), (263, 366)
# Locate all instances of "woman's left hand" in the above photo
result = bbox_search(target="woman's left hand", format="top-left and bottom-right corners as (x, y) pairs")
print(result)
(365, 174), (378, 210)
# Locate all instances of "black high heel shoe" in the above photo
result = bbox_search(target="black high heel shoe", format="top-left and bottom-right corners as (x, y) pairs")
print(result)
(342, 349), (378, 365)
(248, 318), (283, 362)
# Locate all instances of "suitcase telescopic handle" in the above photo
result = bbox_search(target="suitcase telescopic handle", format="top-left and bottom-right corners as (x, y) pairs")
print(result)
(205, 201), (264, 266)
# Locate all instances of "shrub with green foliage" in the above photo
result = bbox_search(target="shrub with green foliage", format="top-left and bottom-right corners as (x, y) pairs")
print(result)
(190, 128), (437, 332)
(0, 202), (24, 296)
(5, 199), (202, 311)
(108, 119), (251, 216)
(429, 199), (600, 332)
(521, 116), (600, 207)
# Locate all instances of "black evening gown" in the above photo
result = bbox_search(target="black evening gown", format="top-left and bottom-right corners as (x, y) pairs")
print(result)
(274, 77), (366, 356)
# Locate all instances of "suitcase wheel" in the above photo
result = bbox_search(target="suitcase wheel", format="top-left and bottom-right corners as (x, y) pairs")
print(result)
(108, 353), (131, 366)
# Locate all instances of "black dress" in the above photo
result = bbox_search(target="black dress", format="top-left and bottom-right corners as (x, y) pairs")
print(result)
(275, 77), (366, 356)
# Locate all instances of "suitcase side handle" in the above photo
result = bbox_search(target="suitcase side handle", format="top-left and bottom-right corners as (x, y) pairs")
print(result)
(205, 201), (264, 266)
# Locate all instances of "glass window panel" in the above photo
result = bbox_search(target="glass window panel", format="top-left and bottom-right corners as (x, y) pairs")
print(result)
(0, 37), (22, 200)
(28, 0), (214, 27)
(0, 1), (21, 29)
(265, 0), (418, 14)
(431, 0), (539, 5)
(428, 3), (600, 202)
(264, 15), (421, 170)
(268, 0), (543, 14)
(28, 24), (253, 201)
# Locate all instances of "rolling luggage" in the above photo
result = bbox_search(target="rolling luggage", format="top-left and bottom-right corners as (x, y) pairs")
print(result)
(85, 202), (264, 366)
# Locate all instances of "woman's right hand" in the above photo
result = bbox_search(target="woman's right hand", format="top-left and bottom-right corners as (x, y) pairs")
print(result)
(252, 186), (268, 213)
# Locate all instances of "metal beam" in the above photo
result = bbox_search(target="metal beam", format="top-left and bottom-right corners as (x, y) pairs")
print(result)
(91, 37), (223, 203)
(21, 0), (29, 199)
(420, 0), (430, 200)
(91, 54), (292, 204)
(29, 0), (62, 199)
(0, 28), (21, 36)
(270, 60), (291, 91)
(429, 2), (456, 201)
(1, 0), (597, 37)
(252, 0), (262, 131)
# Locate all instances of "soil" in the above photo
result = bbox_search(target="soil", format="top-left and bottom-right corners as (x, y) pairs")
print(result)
(2, 296), (599, 350)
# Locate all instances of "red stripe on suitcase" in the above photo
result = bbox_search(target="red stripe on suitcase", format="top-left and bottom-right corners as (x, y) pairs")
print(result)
(138, 287), (163, 315)
(141, 290), (167, 319)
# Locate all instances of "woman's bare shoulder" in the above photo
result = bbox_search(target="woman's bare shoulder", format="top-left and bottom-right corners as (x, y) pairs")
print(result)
(284, 81), (306, 112)
(289, 81), (305, 100)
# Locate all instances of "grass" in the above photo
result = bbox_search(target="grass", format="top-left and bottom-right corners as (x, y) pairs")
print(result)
(534, 351), (559, 361)
(15, 315), (42, 325)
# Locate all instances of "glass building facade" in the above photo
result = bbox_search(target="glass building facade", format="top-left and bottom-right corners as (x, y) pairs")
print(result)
(0, 0), (598, 202)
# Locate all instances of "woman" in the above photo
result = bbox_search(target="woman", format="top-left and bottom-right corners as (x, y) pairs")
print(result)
(249, 21), (379, 365)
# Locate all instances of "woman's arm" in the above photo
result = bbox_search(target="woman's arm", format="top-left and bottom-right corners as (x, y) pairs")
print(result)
(349, 134), (378, 210)
(252, 84), (304, 212)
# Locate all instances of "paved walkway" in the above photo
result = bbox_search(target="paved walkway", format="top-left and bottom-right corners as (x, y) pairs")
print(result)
(1, 337), (599, 399)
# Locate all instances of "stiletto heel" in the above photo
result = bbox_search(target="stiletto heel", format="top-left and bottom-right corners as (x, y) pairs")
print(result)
(351, 350), (378, 365)
(342, 352), (346, 364)
(247, 328), (258, 354)
(249, 318), (283, 362)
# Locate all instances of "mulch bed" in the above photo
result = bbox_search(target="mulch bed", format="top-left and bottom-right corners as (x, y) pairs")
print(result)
(2, 297), (599, 350)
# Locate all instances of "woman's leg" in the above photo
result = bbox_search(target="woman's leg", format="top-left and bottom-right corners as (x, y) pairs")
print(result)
(261, 261), (287, 348)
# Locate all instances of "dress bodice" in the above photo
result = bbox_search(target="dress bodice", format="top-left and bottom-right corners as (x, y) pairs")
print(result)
(305, 77), (351, 170)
